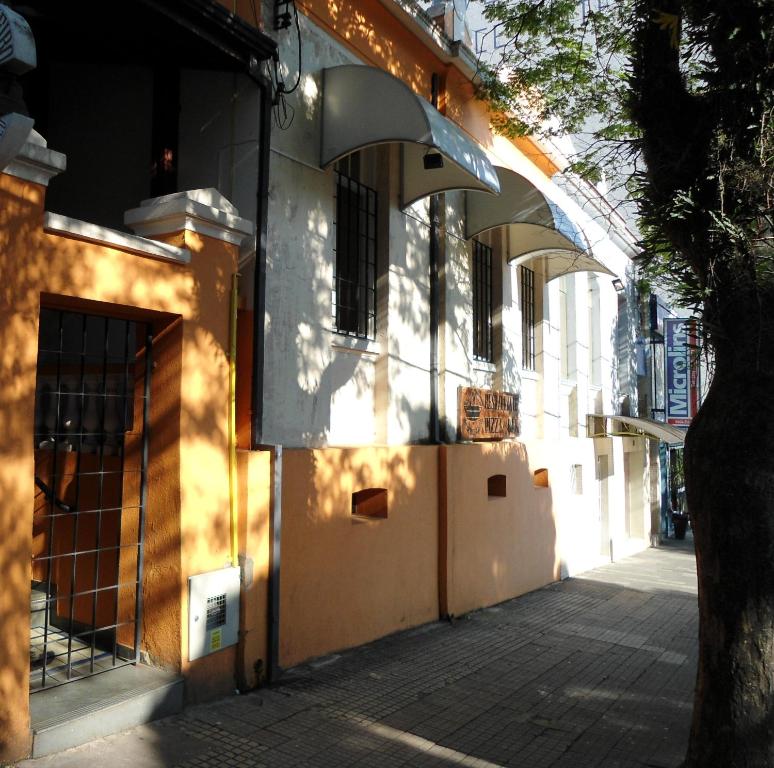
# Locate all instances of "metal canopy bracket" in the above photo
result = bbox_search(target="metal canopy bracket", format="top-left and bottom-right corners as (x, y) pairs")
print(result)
(466, 165), (615, 282)
(320, 65), (500, 208)
(589, 413), (687, 445)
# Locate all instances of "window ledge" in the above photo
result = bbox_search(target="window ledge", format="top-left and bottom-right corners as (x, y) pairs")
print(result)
(330, 333), (382, 357)
(559, 379), (577, 395)
(472, 359), (496, 374)
(520, 368), (540, 382)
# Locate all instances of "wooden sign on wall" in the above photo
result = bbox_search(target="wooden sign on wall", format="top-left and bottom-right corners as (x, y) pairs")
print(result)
(458, 386), (520, 441)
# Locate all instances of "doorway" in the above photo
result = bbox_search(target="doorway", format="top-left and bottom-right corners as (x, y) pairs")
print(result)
(30, 308), (152, 691)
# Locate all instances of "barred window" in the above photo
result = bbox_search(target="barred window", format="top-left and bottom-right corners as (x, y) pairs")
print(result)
(333, 158), (377, 340)
(520, 265), (536, 370)
(472, 239), (493, 362)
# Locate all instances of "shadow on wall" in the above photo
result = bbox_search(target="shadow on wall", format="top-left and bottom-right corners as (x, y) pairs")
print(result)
(278, 444), (439, 668)
(264, 149), (435, 447)
(444, 441), (558, 618)
(276, 439), (560, 669)
(0, 167), (269, 759)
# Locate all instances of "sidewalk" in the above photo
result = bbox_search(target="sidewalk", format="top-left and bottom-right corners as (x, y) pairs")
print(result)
(18, 542), (698, 768)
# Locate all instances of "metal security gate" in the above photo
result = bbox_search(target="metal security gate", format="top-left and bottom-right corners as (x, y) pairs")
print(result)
(30, 308), (152, 691)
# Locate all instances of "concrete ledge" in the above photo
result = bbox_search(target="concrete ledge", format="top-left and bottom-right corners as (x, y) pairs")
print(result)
(125, 188), (254, 246)
(30, 664), (183, 758)
(43, 212), (191, 264)
(3, 132), (66, 186)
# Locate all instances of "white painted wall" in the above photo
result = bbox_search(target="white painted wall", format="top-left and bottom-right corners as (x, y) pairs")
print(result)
(257, 2), (655, 566)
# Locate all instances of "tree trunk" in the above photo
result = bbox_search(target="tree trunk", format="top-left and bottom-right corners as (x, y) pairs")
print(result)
(684, 318), (774, 766)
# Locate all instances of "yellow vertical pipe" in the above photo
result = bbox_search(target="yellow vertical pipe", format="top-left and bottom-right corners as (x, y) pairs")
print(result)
(229, 273), (239, 567)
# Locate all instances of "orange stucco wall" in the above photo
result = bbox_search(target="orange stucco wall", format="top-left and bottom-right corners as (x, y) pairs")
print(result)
(0, 168), (240, 759)
(279, 446), (439, 668)
(236, 448), (272, 689)
(442, 442), (560, 618)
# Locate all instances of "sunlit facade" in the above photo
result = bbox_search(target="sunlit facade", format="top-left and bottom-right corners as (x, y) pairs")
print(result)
(0, 0), (667, 760)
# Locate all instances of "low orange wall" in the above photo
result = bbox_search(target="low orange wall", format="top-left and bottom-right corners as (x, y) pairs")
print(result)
(236, 448), (272, 688)
(442, 442), (560, 618)
(279, 446), (438, 667)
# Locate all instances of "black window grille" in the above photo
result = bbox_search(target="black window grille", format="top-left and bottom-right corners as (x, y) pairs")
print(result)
(333, 167), (377, 340)
(520, 265), (536, 370)
(472, 239), (493, 362)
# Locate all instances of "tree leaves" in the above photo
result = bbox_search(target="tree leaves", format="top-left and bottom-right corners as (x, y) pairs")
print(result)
(479, 0), (774, 339)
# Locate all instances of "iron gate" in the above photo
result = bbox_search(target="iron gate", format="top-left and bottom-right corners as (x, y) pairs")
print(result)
(30, 308), (152, 690)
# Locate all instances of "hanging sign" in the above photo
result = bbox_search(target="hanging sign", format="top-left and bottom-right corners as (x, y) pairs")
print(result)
(458, 386), (520, 441)
(664, 318), (699, 426)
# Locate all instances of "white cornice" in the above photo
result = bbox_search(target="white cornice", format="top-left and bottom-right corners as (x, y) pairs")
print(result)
(3, 133), (66, 187)
(125, 188), (254, 246)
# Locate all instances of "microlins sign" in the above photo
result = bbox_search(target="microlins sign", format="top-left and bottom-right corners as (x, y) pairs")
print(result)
(664, 318), (700, 426)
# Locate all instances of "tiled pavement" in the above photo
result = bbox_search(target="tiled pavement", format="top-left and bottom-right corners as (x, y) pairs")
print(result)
(19, 538), (698, 768)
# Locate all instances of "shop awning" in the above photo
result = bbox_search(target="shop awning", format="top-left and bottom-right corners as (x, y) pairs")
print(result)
(467, 166), (615, 282)
(589, 414), (687, 445)
(321, 65), (500, 208)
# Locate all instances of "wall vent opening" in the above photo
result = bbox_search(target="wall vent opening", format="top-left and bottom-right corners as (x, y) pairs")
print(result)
(206, 593), (227, 630)
(488, 474), (507, 498)
(533, 468), (549, 488)
(352, 488), (388, 519)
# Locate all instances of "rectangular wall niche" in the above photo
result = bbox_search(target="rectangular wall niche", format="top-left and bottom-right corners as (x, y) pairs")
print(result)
(488, 474), (507, 498)
(352, 488), (388, 519)
(533, 468), (549, 488)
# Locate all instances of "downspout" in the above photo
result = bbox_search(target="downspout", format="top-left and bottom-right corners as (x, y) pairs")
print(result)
(429, 72), (441, 444)
(249, 63), (273, 448)
(229, 273), (239, 568)
(267, 445), (283, 683)
(247, 61), (283, 684)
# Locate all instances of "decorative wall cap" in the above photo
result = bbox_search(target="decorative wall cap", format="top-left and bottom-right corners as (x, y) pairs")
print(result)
(3, 129), (66, 186)
(44, 211), (191, 264)
(125, 187), (254, 246)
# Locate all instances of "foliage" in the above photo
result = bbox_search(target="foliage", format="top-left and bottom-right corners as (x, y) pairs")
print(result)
(479, 4), (774, 763)
(478, 0), (774, 347)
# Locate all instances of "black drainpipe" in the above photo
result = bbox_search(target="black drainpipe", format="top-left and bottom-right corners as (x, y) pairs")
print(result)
(429, 72), (441, 444)
(247, 60), (282, 684)
(249, 62), (273, 448)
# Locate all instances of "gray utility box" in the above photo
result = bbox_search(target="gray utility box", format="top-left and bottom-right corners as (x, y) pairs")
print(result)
(188, 566), (240, 661)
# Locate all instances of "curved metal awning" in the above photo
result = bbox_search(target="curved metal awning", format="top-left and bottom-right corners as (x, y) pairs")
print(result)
(321, 65), (500, 208)
(590, 414), (687, 445)
(510, 248), (616, 282)
(467, 166), (614, 282)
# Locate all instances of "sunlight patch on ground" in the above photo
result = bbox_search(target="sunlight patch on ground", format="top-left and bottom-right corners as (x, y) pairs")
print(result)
(356, 720), (507, 767)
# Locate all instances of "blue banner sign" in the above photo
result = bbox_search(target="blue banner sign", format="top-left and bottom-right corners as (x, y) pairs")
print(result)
(664, 318), (694, 426)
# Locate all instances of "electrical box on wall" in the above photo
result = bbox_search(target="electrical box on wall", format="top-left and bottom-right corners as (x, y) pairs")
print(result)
(188, 566), (240, 661)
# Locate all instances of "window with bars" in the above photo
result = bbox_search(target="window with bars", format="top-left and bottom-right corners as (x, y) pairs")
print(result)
(472, 239), (493, 362)
(333, 157), (377, 340)
(520, 265), (536, 370)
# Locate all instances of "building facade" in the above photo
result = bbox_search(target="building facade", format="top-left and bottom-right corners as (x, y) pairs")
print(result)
(0, 0), (669, 760)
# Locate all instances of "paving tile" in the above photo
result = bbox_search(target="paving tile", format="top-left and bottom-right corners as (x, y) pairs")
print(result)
(18, 542), (698, 768)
